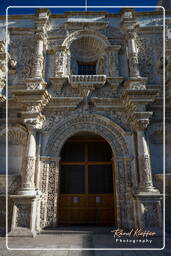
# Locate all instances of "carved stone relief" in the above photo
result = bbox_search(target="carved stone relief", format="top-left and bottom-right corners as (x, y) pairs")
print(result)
(16, 203), (31, 228)
(137, 34), (163, 83)
(8, 35), (36, 80)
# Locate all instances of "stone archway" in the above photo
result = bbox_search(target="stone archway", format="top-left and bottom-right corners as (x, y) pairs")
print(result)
(42, 114), (137, 228)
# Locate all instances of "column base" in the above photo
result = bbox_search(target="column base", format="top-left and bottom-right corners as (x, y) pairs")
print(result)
(136, 192), (163, 228)
(137, 186), (160, 194)
(25, 77), (47, 90)
(18, 189), (37, 196)
(9, 195), (38, 237)
(9, 227), (36, 238)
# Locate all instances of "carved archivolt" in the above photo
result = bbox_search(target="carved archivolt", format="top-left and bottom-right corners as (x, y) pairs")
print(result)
(45, 113), (129, 158)
(43, 113), (136, 228)
(62, 29), (110, 49)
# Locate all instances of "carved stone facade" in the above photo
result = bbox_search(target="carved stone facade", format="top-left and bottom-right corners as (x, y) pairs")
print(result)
(0, 8), (170, 236)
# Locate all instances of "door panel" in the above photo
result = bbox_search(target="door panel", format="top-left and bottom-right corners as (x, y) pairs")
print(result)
(59, 139), (115, 225)
(59, 194), (115, 224)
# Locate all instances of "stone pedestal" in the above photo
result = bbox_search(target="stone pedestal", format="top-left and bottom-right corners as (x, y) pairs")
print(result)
(137, 192), (162, 228)
(9, 195), (38, 237)
(136, 127), (162, 228)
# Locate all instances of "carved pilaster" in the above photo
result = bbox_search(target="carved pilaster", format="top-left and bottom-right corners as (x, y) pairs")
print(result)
(105, 45), (121, 77)
(46, 157), (60, 227)
(55, 46), (68, 77)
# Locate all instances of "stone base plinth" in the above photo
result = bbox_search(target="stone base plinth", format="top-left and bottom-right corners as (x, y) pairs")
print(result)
(136, 192), (163, 228)
(9, 195), (38, 237)
(9, 227), (36, 237)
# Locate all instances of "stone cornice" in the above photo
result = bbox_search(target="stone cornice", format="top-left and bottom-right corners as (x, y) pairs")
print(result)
(8, 27), (34, 32)
(0, 10), (168, 21)
(45, 97), (82, 111)
(138, 26), (163, 33)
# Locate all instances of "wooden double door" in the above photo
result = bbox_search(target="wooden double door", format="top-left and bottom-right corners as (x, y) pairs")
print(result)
(58, 137), (115, 225)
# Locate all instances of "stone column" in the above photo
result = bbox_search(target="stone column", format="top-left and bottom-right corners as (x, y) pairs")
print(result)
(136, 124), (158, 192)
(31, 32), (44, 79)
(136, 121), (162, 228)
(18, 127), (37, 196)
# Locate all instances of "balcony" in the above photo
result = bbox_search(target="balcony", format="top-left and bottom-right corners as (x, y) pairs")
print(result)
(69, 75), (106, 91)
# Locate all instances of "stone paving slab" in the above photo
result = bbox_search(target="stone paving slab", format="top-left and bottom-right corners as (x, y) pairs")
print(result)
(0, 226), (171, 256)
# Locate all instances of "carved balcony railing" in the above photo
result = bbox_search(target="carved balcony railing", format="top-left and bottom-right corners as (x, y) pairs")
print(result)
(69, 75), (106, 90)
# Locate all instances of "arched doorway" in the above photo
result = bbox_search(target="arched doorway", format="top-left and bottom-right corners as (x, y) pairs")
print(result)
(58, 132), (116, 225)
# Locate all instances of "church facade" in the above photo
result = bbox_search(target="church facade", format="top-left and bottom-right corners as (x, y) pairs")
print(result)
(0, 8), (170, 237)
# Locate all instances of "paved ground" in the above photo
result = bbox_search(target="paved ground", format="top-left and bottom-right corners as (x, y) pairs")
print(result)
(0, 227), (171, 256)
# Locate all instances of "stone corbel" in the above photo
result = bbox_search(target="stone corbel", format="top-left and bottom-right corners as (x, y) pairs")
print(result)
(107, 77), (124, 93)
(49, 77), (67, 95)
(25, 78), (47, 90)
(124, 77), (147, 90)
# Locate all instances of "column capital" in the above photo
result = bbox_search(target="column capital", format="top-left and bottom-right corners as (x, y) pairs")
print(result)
(133, 111), (153, 131)
(24, 114), (46, 131)
(34, 31), (46, 41)
(137, 119), (150, 130)
(124, 30), (137, 40)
